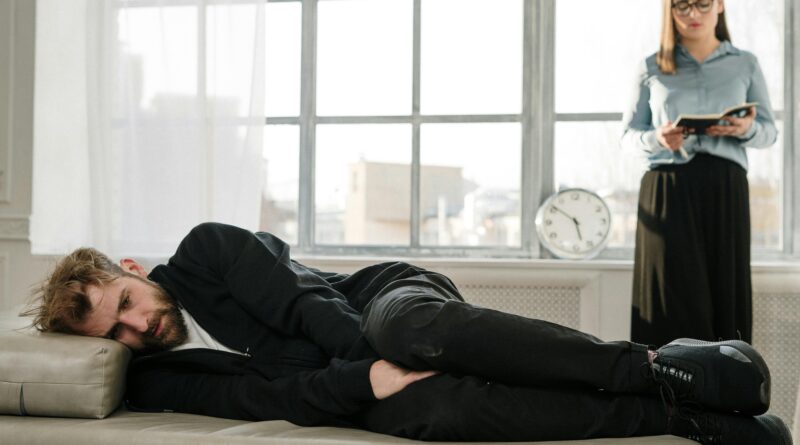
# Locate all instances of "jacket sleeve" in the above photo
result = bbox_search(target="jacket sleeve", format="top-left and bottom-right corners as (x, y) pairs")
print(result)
(168, 222), (364, 359)
(126, 354), (377, 426)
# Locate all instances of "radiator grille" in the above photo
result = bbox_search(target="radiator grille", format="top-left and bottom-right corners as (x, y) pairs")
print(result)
(460, 284), (581, 330)
(753, 292), (800, 430)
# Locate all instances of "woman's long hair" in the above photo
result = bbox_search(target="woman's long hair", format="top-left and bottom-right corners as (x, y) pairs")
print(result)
(657, 0), (731, 74)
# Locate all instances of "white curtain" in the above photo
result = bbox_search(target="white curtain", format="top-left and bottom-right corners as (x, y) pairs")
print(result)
(32, 0), (266, 257)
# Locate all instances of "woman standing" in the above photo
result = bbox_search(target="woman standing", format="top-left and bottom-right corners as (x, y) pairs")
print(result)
(621, 0), (777, 347)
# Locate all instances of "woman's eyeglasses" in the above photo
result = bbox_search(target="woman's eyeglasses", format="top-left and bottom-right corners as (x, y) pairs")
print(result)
(672, 0), (715, 17)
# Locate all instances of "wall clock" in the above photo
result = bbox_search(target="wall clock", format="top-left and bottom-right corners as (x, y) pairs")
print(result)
(535, 188), (612, 260)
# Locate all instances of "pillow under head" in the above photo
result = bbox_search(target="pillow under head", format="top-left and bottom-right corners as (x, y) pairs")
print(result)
(0, 325), (131, 419)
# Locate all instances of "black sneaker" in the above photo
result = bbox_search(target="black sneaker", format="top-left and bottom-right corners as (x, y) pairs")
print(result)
(653, 339), (770, 415)
(670, 412), (792, 445)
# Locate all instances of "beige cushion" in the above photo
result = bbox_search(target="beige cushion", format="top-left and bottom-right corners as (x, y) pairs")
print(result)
(0, 321), (131, 419)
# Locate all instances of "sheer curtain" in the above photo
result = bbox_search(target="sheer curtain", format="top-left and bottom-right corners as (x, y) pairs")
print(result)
(32, 0), (266, 257)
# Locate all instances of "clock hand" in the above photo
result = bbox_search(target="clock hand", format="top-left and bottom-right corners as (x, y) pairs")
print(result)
(553, 205), (583, 240)
(551, 205), (575, 220)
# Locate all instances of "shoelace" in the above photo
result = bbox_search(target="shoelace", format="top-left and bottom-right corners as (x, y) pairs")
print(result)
(649, 357), (696, 407)
(653, 360), (695, 394)
(672, 403), (724, 445)
(645, 356), (720, 444)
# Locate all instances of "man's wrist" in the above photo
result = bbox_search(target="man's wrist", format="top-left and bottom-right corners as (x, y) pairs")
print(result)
(337, 358), (379, 402)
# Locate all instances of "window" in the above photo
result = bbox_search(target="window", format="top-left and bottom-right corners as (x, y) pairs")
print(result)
(117, 0), (798, 259)
(553, 0), (658, 251)
(554, 0), (787, 255)
(265, 0), (527, 255)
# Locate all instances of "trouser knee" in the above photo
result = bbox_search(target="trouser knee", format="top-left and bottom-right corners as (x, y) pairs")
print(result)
(362, 293), (465, 369)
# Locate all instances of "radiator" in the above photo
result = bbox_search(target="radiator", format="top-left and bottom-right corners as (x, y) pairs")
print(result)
(753, 292), (800, 427)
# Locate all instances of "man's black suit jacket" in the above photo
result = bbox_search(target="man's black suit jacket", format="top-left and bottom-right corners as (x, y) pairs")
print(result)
(126, 222), (435, 427)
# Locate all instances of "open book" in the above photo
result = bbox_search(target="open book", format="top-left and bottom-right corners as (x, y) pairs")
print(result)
(673, 102), (758, 134)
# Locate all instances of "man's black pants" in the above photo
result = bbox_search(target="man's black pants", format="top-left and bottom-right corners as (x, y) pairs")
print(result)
(355, 273), (669, 441)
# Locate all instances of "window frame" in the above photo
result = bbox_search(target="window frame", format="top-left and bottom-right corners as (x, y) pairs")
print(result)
(122, 0), (800, 260)
(285, 0), (538, 257)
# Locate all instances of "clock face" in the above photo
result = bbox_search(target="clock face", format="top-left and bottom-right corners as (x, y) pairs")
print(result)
(535, 188), (611, 260)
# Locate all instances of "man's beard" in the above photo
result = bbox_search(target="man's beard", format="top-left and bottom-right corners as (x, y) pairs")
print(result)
(137, 281), (189, 354)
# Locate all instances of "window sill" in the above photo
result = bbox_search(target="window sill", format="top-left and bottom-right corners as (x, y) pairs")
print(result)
(295, 254), (800, 273)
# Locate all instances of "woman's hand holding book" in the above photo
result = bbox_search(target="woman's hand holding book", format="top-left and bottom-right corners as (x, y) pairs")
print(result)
(706, 106), (757, 138)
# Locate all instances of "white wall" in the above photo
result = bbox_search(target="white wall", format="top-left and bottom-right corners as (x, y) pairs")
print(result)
(0, 0), (55, 312)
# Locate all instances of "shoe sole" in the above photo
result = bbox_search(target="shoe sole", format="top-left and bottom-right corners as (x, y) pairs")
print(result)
(667, 338), (771, 414)
(760, 414), (793, 445)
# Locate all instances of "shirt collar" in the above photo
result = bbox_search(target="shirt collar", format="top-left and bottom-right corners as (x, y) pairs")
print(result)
(676, 40), (738, 64)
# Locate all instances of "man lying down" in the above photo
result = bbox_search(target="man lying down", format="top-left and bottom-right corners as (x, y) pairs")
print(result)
(23, 222), (792, 444)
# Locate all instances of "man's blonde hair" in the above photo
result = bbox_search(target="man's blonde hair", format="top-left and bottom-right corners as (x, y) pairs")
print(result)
(22, 248), (125, 333)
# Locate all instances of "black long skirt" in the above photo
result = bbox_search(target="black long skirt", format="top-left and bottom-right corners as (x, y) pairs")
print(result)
(631, 153), (752, 347)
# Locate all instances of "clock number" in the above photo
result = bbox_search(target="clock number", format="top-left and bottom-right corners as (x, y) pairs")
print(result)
(545, 219), (552, 226)
(601, 218), (607, 225)
(549, 207), (557, 214)
(596, 231), (604, 237)
(572, 245), (580, 252)
(571, 193), (579, 201)
(595, 205), (602, 213)
(586, 240), (594, 248)
(549, 232), (557, 239)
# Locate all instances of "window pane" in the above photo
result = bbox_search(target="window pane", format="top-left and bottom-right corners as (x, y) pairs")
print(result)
(555, 1), (785, 114)
(555, 0), (659, 113)
(316, 124), (411, 245)
(725, 0), (784, 110)
(208, 4), (263, 118)
(420, 123), (521, 247)
(317, 0), (412, 116)
(749, 120), (783, 250)
(117, 7), (197, 113)
(554, 122), (646, 248)
(261, 125), (299, 245)
(421, 0), (522, 115)
(266, 2), (301, 117)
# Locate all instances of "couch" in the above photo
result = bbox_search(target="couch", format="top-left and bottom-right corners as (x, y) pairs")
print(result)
(0, 308), (700, 445)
